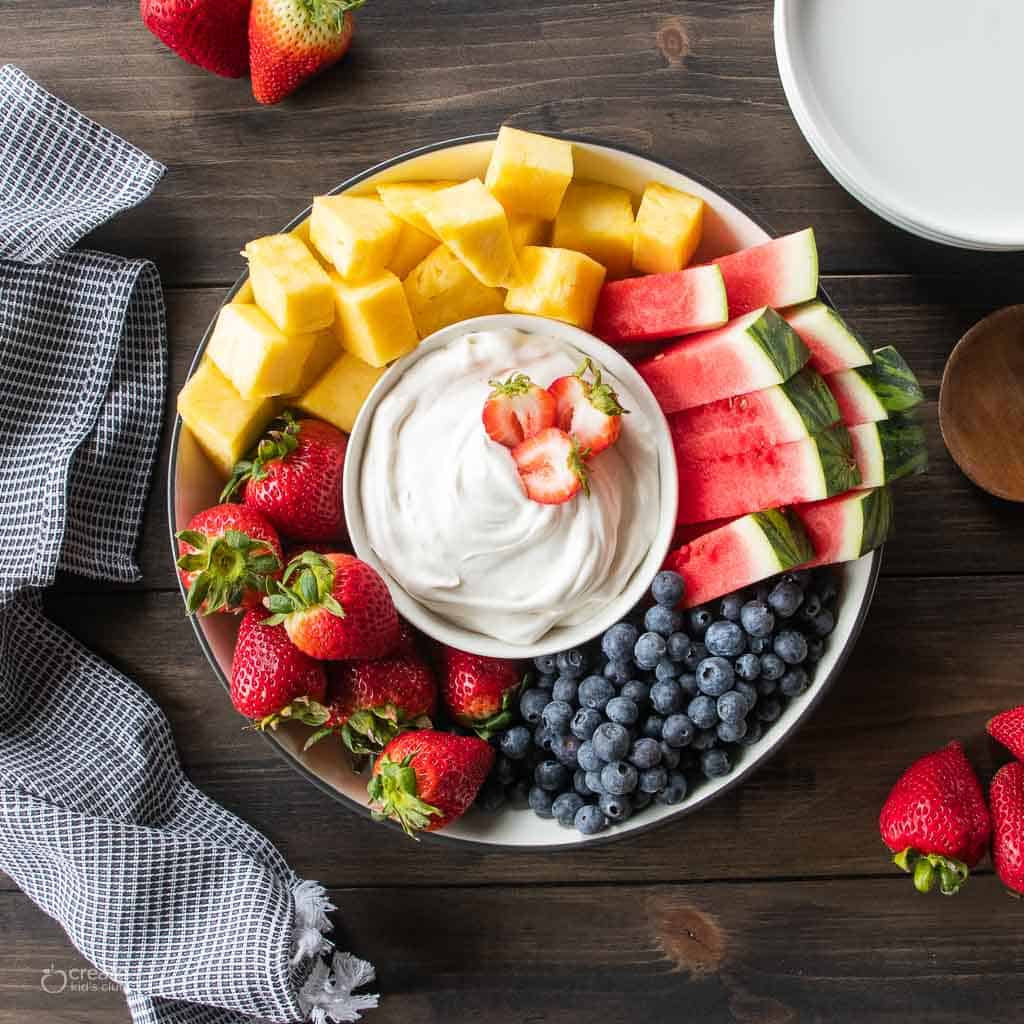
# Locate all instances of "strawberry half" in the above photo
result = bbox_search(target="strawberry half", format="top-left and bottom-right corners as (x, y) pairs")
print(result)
(511, 427), (590, 505)
(141, 0), (251, 79)
(482, 372), (557, 448)
(548, 357), (627, 456)
(987, 705), (1024, 762)
(990, 761), (1024, 896)
(439, 646), (525, 738)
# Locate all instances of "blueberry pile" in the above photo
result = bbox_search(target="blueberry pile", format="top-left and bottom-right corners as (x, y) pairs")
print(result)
(477, 566), (839, 836)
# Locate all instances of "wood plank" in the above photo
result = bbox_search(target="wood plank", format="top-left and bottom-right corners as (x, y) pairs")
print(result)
(4, 0), (1024, 282)
(3, 875), (1023, 1023)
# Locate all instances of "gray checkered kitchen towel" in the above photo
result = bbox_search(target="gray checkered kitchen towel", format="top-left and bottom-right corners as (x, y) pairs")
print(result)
(0, 65), (377, 1024)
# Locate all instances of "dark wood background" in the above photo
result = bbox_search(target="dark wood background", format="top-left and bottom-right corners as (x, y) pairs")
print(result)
(3, 2), (1024, 1021)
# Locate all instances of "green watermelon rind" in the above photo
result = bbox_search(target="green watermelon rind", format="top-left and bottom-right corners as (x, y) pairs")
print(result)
(750, 507), (815, 569)
(781, 368), (841, 437)
(858, 485), (894, 556)
(877, 413), (929, 481)
(748, 308), (811, 382)
(861, 346), (925, 413)
(812, 424), (861, 496)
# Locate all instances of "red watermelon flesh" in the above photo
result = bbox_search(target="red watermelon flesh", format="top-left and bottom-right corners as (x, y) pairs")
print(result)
(713, 228), (819, 317)
(592, 263), (728, 344)
(781, 300), (872, 375)
(672, 518), (735, 549)
(793, 486), (893, 568)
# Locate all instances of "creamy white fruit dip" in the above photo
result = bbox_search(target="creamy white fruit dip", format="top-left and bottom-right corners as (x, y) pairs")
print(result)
(359, 328), (660, 646)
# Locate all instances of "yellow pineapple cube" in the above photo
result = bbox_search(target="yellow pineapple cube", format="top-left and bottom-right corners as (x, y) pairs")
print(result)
(330, 270), (418, 367)
(290, 218), (333, 271)
(296, 351), (386, 434)
(552, 181), (635, 279)
(177, 358), (277, 477)
(309, 195), (402, 281)
(484, 126), (574, 220)
(504, 246), (607, 331)
(508, 213), (549, 250)
(289, 328), (342, 395)
(388, 222), (438, 279)
(376, 180), (459, 238)
(206, 303), (316, 399)
(244, 234), (334, 334)
(632, 183), (705, 274)
(403, 245), (506, 338)
(416, 178), (518, 288)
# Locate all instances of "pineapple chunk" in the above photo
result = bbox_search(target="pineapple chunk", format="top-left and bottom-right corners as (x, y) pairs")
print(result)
(178, 358), (277, 477)
(416, 178), (518, 288)
(244, 234), (334, 334)
(504, 246), (607, 331)
(632, 182), (704, 274)
(376, 180), (459, 238)
(290, 218), (333, 271)
(309, 195), (402, 280)
(552, 181), (635, 279)
(484, 126), (574, 220)
(296, 351), (386, 434)
(508, 213), (549, 250)
(330, 270), (418, 367)
(206, 303), (316, 399)
(388, 222), (438, 279)
(403, 245), (506, 339)
(289, 328), (341, 395)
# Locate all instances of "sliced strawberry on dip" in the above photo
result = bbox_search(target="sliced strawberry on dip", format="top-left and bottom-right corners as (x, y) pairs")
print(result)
(482, 372), (556, 447)
(512, 426), (590, 505)
(548, 357), (627, 456)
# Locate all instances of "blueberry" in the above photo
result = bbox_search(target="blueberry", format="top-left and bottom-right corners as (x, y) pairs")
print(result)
(533, 654), (557, 675)
(787, 569), (813, 589)
(551, 733), (581, 769)
(571, 707), (604, 741)
(799, 591), (822, 620)
(592, 722), (630, 762)
(634, 631), (667, 669)
(811, 610), (835, 638)
(602, 622), (639, 661)
(691, 728), (718, 751)
(817, 574), (839, 605)
(645, 604), (681, 637)
(629, 737), (662, 769)
(740, 600), (775, 639)
(774, 630), (808, 665)
(662, 713), (696, 748)
(682, 642), (708, 672)
(519, 688), (549, 724)
(533, 724), (555, 752)
(642, 714), (665, 740)
(575, 803), (607, 835)
(696, 656), (735, 697)
(585, 770), (606, 795)
(768, 579), (803, 618)
(651, 679), (683, 715)
(701, 748), (732, 779)
(477, 778), (507, 811)
(754, 583), (772, 603)
(655, 657), (681, 681)
(535, 759), (569, 792)
(659, 741), (681, 769)
(806, 637), (825, 663)
(599, 791), (633, 823)
(577, 739), (602, 772)
(528, 785), (554, 817)
(578, 675), (615, 711)
(678, 673), (700, 697)
(621, 679), (650, 704)
(720, 593), (745, 622)
(688, 694), (719, 730)
(734, 680), (758, 712)
(739, 718), (764, 746)
(757, 698), (782, 723)
(716, 718), (747, 743)
(606, 696), (639, 726)
(666, 632), (692, 662)
(542, 699), (574, 735)
(639, 765), (668, 794)
(747, 635), (770, 655)
(760, 653), (785, 681)
(499, 725), (531, 760)
(494, 753), (517, 785)
(757, 677), (778, 697)
(735, 652), (761, 681)
(552, 676), (578, 704)
(656, 771), (688, 805)
(717, 690), (748, 725)
(705, 620), (746, 657)
(508, 777), (530, 804)
(603, 659), (633, 684)
(601, 760), (638, 795)
(535, 674), (556, 691)
(556, 648), (588, 678)
(651, 570), (685, 607)
(780, 667), (810, 698)
(573, 768), (592, 797)
(687, 607), (712, 637)
(633, 790), (654, 811)
(552, 792), (586, 828)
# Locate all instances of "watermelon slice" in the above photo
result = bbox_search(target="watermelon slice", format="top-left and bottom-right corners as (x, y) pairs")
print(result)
(712, 228), (818, 317)
(665, 508), (815, 609)
(782, 300), (872, 375)
(591, 264), (728, 344)
(676, 424), (861, 524)
(826, 346), (925, 425)
(849, 414), (928, 488)
(637, 307), (810, 415)
(668, 367), (839, 461)
(794, 486), (893, 568)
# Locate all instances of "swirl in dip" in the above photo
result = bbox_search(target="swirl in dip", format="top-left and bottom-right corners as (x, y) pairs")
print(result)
(359, 328), (660, 646)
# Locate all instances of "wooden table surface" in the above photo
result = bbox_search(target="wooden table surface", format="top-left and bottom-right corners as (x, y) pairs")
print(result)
(4, 2), (1024, 1021)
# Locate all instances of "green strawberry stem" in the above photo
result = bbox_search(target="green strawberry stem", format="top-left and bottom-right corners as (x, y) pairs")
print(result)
(367, 755), (440, 838)
(304, 706), (433, 755)
(175, 528), (280, 615)
(567, 438), (591, 498)
(465, 674), (528, 740)
(262, 551), (345, 626)
(221, 410), (301, 502)
(303, 0), (367, 31)
(574, 357), (628, 417)
(487, 372), (538, 398)
(893, 847), (971, 895)
(255, 696), (330, 732)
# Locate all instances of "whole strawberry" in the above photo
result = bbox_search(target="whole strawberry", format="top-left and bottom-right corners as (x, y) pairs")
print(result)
(264, 551), (399, 660)
(440, 647), (524, 738)
(176, 503), (283, 615)
(368, 729), (494, 836)
(141, 0), (251, 78)
(990, 761), (1024, 896)
(307, 653), (436, 754)
(230, 610), (328, 729)
(548, 357), (627, 456)
(879, 741), (991, 894)
(249, 0), (364, 105)
(223, 413), (347, 543)
(987, 705), (1024, 762)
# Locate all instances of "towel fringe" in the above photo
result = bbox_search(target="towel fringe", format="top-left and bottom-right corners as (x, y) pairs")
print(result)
(299, 952), (379, 1023)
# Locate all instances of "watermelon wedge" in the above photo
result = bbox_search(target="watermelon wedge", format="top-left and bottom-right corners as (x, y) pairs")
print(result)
(849, 414), (928, 488)
(668, 367), (839, 461)
(591, 264), (728, 344)
(637, 307), (810, 415)
(712, 228), (818, 317)
(665, 508), (815, 609)
(826, 346), (925, 425)
(676, 424), (861, 524)
(782, 300), (872, 375)
(793, 486), (893, 568)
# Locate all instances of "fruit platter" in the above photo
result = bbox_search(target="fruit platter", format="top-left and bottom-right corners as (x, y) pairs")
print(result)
(170, 131), (927, 845)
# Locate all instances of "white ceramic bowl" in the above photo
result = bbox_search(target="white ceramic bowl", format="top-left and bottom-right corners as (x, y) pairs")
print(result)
(169, 133), (880, 847)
